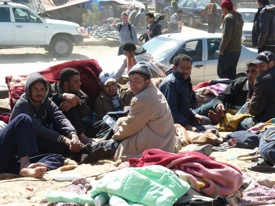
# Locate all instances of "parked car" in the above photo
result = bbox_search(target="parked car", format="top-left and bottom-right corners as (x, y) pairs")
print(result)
(141, 33), (258, 83)
(237, 8), (257, 47)
(177, 0), (222, 27)
(0, 1), (84, 57)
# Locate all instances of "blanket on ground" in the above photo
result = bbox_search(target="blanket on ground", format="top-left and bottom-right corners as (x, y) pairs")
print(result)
(90, 165), (190, 206)
(5, 59), (102, 111)
(129, 149), (243, 197)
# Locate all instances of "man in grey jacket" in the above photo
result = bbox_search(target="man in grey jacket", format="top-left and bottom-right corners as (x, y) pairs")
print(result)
(10, 72), (83, 159)
(112, 11), (138, 55)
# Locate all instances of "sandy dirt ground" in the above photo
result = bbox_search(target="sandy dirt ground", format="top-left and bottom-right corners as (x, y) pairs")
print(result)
(0, 147), (274, 206)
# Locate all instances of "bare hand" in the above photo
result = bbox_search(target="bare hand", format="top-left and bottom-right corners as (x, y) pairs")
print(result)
(215, 103), (225, 117)
(70, 134), (83, 153)
(62, 93), (80, 107)
(59, 100), (73, 111)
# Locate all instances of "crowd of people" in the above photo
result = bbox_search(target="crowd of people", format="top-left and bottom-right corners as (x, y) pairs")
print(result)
(0, 0), (275, 183)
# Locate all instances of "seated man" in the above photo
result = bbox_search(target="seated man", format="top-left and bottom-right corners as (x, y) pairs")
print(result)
(112, 62), (176, 160)
(10, 72), (84, 160)
(159, 54), (211, 132)
(198, 62), (259, 124)
(115, 42), (168, 82)
(239, 51), (275, 130)
(0, 114), (47, 178)
(95, 71), (134, 120)
(51, 68), (94, 141)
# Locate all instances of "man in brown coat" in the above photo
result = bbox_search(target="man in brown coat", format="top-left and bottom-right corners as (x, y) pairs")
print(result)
(112, 62), (176, 160)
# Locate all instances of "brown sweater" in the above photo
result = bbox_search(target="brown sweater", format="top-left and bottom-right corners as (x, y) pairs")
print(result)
(219, 11), (244, 54)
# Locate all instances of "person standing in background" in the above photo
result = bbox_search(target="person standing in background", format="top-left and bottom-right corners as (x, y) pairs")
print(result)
(144, 12), (162, 42)
(205, 0), (217, 33)
(169, 9), (183, 33)
(129, 7), (139, 26)
(112, 12), (138, 55)
(217, 0), (243, 79)
(252, 0), (275, 53)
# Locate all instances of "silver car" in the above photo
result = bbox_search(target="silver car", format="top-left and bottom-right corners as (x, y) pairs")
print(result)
(142, 33), (258, 84)
(237, 8), (257, 47)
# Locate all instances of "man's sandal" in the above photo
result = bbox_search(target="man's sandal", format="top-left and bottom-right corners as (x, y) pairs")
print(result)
(237, 147), (260, 162)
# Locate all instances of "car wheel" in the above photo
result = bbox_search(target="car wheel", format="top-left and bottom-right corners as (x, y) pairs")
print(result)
(188, 16), (196, 27)
(49, 36), (73, 57)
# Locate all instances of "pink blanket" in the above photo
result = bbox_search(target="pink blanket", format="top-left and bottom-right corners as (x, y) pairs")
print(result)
(194, 83), (228, 96)
(129, 149), (243, 197)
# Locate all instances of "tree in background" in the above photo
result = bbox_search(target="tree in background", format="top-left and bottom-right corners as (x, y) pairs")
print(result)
(82, 3), (102, 27)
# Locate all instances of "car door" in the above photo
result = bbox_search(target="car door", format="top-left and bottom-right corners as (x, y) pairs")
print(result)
(12, 7), (46, 45)
(169, 39), (205, 83)
(0, 7), (14, 45)
(204, 38), (221, 81)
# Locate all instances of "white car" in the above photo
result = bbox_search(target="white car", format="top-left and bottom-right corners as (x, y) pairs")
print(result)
(237, 8), (257, 47)
(0, 0), (84, 57)
(142, 33), (258, 84)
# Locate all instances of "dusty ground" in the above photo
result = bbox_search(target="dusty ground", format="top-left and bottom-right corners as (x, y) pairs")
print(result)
(0, 147), (274, 206)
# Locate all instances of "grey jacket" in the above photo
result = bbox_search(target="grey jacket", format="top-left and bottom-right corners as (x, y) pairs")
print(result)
(10, 72), (77, 142)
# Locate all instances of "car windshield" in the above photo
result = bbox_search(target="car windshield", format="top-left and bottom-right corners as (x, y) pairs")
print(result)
(239, 12), (255, 22)
(196, 0), (210, 7)
(142, 37), (179, 61)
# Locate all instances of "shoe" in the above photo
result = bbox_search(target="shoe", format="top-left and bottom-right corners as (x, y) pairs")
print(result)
(193, 144), (213, 156)
(248, 159), (275, 172)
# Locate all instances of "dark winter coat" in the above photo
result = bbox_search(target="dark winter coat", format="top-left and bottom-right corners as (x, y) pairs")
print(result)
(159, 71), (197, 126)
(10, 72), (77, 142)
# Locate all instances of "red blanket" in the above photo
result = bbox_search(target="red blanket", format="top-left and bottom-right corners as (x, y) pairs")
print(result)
(129, 149), (243, 197)
(5, 59), (102, 111)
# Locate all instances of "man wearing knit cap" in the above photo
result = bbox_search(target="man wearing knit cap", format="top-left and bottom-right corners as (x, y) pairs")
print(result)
(112, 62), (176, 160)
(217, 0), (243, 80)
(95, 71), (133, 120)
(252, 0), (275, 53)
